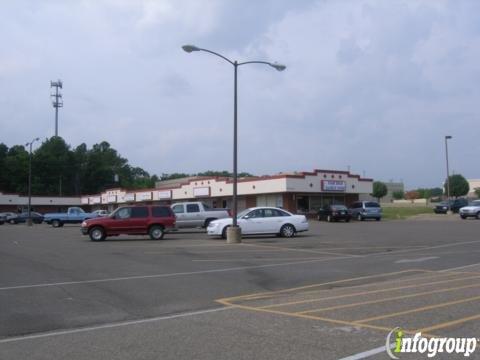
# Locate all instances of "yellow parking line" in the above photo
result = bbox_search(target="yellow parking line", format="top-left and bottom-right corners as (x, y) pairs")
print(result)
(297, 282), (480, 314)
(419, 314), (480, 333)
(356, 294), (480, 323)
(259, 274), (480, 309)
(216, 298), (436, 338)
(218, 269), (426, 302)
(299, 270), (463, 296)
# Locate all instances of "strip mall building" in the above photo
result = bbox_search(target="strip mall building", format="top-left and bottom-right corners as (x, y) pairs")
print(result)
(79, 169), (373, 215)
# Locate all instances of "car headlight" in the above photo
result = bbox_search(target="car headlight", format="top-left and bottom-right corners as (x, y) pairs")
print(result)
(81, 221), (87, 227)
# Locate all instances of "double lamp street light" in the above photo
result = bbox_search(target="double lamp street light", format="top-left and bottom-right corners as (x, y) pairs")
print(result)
(182, 45), (286, 243)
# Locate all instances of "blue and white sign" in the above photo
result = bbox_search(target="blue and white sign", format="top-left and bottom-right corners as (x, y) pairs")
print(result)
(321, 180), (346, 192)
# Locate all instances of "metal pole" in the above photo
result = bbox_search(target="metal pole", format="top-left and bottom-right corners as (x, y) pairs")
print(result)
(27, 142), (33, 226)
(55, 85), (59, 137)
(445, 136), (451, 212)
(232, 61), (238, 228)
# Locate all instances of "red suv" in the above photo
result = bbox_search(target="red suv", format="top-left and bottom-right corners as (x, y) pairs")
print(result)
(81, 205), (176, 241)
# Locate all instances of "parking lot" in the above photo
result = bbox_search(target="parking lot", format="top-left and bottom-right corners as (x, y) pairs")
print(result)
(1, 217), (479, 360)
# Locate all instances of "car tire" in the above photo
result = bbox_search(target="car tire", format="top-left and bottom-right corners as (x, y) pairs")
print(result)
(327, 215), (332, 222)
(461, 215), (467, 220)
(476, 212), (480, 220)
(52, 220), (62, 228)
(89, 226), (106, 242)
(280, 224), (296, 238)
(345, 218), (350, 223)
(221, 226), (230, 239)
(149, 225), (164, 240)
(357, 214), (363, 221)
(9, 219), (16, 224)
(204, 218), (216, 228)
(376, 218), (381, 221)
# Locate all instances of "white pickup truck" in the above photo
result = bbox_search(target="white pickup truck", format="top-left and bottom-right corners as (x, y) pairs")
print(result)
(171, 202), (230, 229)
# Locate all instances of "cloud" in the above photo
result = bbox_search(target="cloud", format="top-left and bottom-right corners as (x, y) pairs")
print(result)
(0, 0), (479, 188)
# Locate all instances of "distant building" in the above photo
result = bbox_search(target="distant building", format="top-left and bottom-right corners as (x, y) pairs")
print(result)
(79, 169), (374, 215)
(360, 181), (404, 203)
(467, 179), (480, 198)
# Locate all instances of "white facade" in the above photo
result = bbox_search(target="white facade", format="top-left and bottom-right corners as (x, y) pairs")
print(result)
(0, 192), (81, 206)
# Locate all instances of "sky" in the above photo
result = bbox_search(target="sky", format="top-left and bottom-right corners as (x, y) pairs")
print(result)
(1, 0), (479, 189)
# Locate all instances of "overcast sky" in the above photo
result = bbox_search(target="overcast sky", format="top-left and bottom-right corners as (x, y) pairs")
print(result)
(1, 0), (479, 189)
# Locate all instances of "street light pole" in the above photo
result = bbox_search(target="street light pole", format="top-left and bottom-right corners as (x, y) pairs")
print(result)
(445, 135), (452, 213)
(26, 137), (40, 226)
(182, 45), (285, 243)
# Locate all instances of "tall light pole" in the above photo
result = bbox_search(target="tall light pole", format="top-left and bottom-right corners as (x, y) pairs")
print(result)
(182, 45), (285, 243)
(50, 80), (63, 137)
(445, 135), (452, 213)
(26, 137), (40, 226)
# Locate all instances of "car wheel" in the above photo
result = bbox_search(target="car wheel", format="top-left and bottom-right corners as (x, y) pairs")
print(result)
(357, 214), (364, 221)
(461, 215), (467, 220)
(9, 219), (16, 224)
(376, 218), (381, 221)
(280, 224), (296, 238)
(52, 220), (62, 228)
(221, 226), (230, 239)
(204, 218), (216, 228)
(89, 226), (106, 242)
(149, 225), (164, 240)
(345, 218), (350, 223)
(327, 215), (332, 222)
(476, 212), (480, 220)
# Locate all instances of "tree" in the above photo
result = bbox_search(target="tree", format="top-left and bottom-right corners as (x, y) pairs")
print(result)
(445, 174), (469, 198)
(416, 188), (432, 199)
(430, 187), (443, 197)
(371, 181), (388, 202)
(392, 190), (404, 200)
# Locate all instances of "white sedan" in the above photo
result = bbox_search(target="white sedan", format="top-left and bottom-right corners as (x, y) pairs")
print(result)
(207, 207), (309, 238)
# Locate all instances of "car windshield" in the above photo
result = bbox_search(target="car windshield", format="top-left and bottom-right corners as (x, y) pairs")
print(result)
(365, 202), (380, 208)
(237, 208), (252, 218)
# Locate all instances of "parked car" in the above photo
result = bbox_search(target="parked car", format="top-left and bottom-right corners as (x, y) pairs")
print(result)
(459, 200), (480, 219)
(7, 212), (44, 224)
(171, 202), (230, 228)
(81, 205), (176, 241)
(349, 201), (382, 221)
(0, 214), (5, 225)
(207, 207), (309, 238)
(92, 209), (110, 217)
(44, 207), (98, 227)
(317, 204), (351, 222)
(1, 212), (18, 224)
(433, 198), (468, 214)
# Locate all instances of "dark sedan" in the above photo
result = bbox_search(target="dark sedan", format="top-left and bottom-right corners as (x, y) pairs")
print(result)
(434, 199), (468, 214)
(317, 204), (351, 222)
(8, 212), (44, 224)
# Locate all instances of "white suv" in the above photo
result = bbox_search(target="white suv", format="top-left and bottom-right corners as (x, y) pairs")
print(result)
(459, 200), (480, 219)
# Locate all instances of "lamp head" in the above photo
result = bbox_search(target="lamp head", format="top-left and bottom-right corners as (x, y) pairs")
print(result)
(182, 45), (200, 53)
(445, 135), (452, 140)
(271, 63), (286, 71)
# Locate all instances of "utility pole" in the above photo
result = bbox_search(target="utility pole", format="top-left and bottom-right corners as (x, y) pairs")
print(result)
(50, 80), (63, 137)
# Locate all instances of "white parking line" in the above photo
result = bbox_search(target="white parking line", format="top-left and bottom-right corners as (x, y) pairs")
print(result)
(0, 255), (353, 291)
(2, 240), (480, 292)
(0, 307), (232, 343)
(338, 343), (394, 360)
